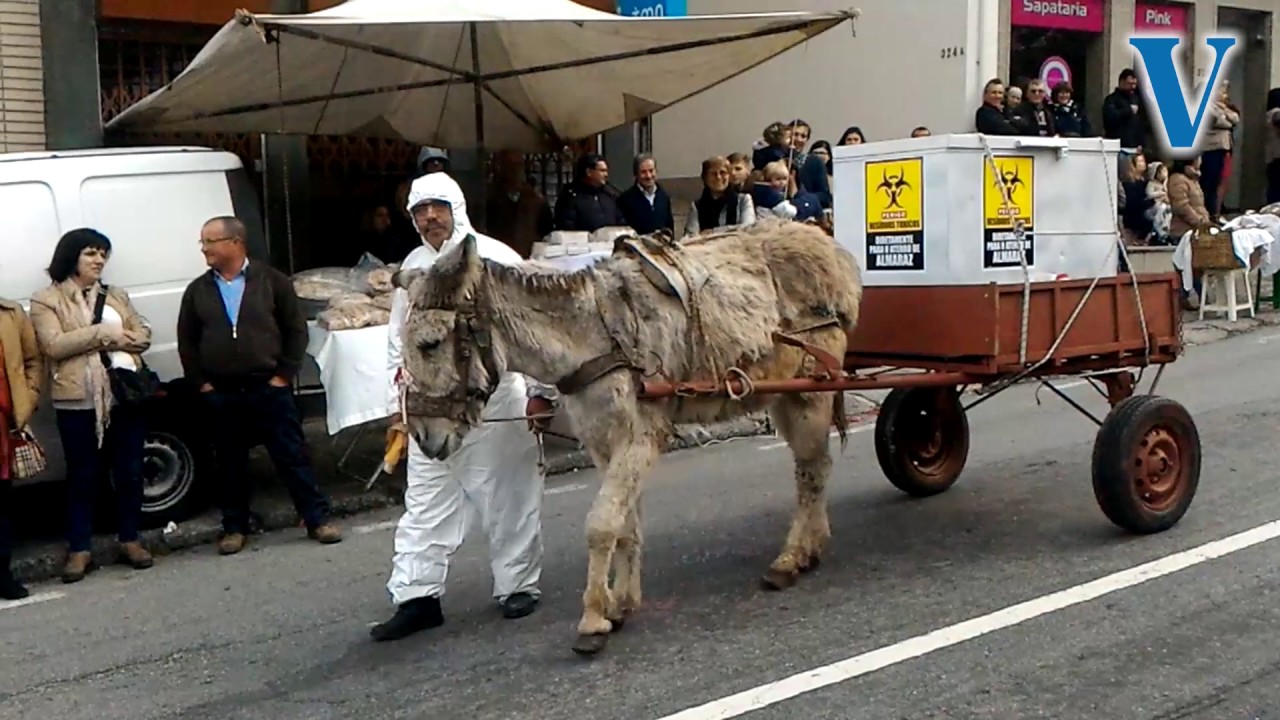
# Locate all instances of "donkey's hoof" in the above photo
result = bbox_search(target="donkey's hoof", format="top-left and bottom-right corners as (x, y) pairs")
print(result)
(572, 633), (610, 656)
(761, 569), (798, 591)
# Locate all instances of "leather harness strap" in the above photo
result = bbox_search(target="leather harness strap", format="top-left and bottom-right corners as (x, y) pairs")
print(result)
(553, 349), (637, 395)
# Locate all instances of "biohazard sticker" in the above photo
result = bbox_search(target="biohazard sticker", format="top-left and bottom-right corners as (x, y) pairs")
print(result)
(982, 156), (1035, 268)
(864, 158), (924, 271)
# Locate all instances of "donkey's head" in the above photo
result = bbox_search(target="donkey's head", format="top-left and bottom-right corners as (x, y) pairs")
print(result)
(392, 235), (498, 460)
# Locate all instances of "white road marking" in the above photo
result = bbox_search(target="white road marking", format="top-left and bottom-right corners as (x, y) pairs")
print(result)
(1258, 332), (1280, 345)
(547, 482), (590, 496)
(757, 425), (873, 451)
(0, 591), (66, 612)
(653, 518), (1280, 720)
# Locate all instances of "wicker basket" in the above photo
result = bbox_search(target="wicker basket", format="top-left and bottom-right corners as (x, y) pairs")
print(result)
(1190, 227), (1242, 271)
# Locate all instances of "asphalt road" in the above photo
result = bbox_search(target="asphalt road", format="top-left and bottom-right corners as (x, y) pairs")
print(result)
(4, 327), (1280, 720)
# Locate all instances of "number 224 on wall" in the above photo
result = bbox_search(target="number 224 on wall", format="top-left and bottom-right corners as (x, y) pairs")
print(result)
(940, 47), (965, 59)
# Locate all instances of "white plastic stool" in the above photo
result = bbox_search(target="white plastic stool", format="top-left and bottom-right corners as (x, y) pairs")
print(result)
(1198, 268), (1255, 321)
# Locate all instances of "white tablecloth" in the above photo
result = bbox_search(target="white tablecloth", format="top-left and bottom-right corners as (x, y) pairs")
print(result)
(1170, 214), (1280, 291)
(304, 252), (608, 436)
(307, 323), (390, 435)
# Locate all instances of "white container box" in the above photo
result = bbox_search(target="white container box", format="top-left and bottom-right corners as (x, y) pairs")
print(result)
(832, 134), (1122, 286)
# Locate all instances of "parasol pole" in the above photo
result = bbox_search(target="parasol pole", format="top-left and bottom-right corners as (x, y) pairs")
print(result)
(469, 21), (488, 234)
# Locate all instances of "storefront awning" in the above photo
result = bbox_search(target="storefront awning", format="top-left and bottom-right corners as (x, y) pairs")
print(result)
(104, 0), (856, 150)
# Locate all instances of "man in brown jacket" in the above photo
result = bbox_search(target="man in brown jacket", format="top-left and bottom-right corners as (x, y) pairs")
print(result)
(484, 149), (553, 258)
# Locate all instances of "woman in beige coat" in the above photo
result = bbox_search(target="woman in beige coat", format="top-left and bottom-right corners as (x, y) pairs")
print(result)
(0, 298), (44, 599)
(30, 228), (154, 584)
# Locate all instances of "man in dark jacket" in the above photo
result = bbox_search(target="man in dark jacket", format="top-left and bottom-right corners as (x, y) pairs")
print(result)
(1102, 69), (1147, 151)
(178, 216), (341, 555)
(616, 153), (675, 235)
(554, 153), (626, 232)
(975, 78), (1021, 135)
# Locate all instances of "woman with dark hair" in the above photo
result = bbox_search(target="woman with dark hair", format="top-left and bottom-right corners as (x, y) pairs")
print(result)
(1265, 88), (1280, 204)
(0, 292), (44, 599)
(683, 155), (756, 236)
(1049, 82), (1092, 137)
(838, 126), (865, 146)
(809, 140), (834, 184)
(29, 228), (154, 584)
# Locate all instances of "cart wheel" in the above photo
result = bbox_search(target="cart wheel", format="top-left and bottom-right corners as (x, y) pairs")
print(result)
(875, 386), (970, 497)
(1091, 395), (1201, 534)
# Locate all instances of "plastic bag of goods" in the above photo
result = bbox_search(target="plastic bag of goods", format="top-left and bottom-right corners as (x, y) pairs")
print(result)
(292, 267), (359, 301)
(316, 304), (391, 331)
(349, 252), (393, 295)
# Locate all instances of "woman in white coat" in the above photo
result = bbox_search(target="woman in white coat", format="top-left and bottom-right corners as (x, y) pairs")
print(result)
(372, 172), (552, 641)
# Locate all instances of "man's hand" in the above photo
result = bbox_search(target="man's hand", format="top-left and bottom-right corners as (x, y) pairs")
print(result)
(386, 414), (407, 444)
(199, 383), (214, 393)
(268, 375), (290, 388)
(526, 396), (554, 432)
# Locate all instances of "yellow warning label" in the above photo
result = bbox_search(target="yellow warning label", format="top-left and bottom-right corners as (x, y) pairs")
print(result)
(864, 158), (924, 271)
(982, 156), (1035, 268)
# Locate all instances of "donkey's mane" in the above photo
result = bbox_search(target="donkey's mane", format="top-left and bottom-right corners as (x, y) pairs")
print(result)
(480, 257), (597, 297)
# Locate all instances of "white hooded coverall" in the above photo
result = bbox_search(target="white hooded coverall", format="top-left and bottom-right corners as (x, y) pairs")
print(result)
(386, 172), (548, 605)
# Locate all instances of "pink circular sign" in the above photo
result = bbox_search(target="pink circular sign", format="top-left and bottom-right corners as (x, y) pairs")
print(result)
(1039, 56), (1072, 89)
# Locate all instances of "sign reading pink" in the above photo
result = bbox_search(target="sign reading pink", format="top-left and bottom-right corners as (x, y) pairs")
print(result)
(1011, 0), (1105, 33)
(1134, 2), (1189, 36)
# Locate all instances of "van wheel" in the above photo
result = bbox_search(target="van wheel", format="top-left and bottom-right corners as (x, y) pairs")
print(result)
(138, 429), (208, 526)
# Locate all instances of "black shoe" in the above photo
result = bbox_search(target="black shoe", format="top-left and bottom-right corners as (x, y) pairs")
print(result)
(499, 592), (540, 619)
(0, 573), (28, 601)
(370, 596), (444, 642)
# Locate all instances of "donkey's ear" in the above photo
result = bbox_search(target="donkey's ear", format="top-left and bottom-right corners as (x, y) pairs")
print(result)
(392, 268), (426, 291)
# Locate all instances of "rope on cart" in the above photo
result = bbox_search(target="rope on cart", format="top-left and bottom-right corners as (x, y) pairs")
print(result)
(978, 135), (1033, 365)
(974, 137), (1153, 398)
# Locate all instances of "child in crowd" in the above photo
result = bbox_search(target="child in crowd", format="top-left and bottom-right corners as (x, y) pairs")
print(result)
(752, 160), (799, 221)
(1145, 161), (1173, 244)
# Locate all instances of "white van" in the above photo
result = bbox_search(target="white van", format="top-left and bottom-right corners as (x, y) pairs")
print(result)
(1, 146), (268, 524)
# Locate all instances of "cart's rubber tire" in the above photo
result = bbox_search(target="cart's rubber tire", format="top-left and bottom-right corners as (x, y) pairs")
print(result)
(1092, 395), (1200, 534)
(874, 386), (970, 497)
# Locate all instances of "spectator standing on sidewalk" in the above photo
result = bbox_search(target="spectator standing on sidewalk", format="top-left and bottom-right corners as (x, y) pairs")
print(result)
(1200, 81), (1239, 219)
(1102, 69), (1147, 152)
(1013, 79), (1057, 137)
(177, 216), (342, 555)
(1050, 82), (1093, 137)
(30, 229), (154, 583)
(554, 153), (626, 232)
(975, 79), (1021, 135)
(617, 153), (675, 235)
(0, 295), (43, 599)
(1266, 88), (1280, 204)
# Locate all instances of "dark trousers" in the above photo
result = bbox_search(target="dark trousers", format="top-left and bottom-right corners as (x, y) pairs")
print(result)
(1199, 149), (1228, 216)
(56, 405), (147, 553)
(1266, 160), (1280, 205)
(0, 480), (12, 575)
(204, 381), (331, 534)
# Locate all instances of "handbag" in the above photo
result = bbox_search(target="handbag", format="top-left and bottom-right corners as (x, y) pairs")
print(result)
(10, 427), (47, 479)
(91, 286), (162, 407)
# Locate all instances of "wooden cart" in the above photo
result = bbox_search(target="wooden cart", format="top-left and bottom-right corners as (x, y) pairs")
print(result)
(636, 272), (1198, 535)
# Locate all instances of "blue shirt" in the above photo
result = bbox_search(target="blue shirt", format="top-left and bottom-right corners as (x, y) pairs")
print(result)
(215, 259), (248, 332)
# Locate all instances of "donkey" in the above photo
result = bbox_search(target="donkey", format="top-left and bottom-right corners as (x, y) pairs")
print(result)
(392, 219), (863, 655)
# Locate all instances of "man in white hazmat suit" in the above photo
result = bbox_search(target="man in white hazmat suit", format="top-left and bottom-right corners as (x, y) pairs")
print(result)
(372, 172), (554, 642)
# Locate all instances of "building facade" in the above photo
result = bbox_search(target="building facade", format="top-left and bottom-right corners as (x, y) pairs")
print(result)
(0, 0), (44, 152)
(650, 0), (1280, 211)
